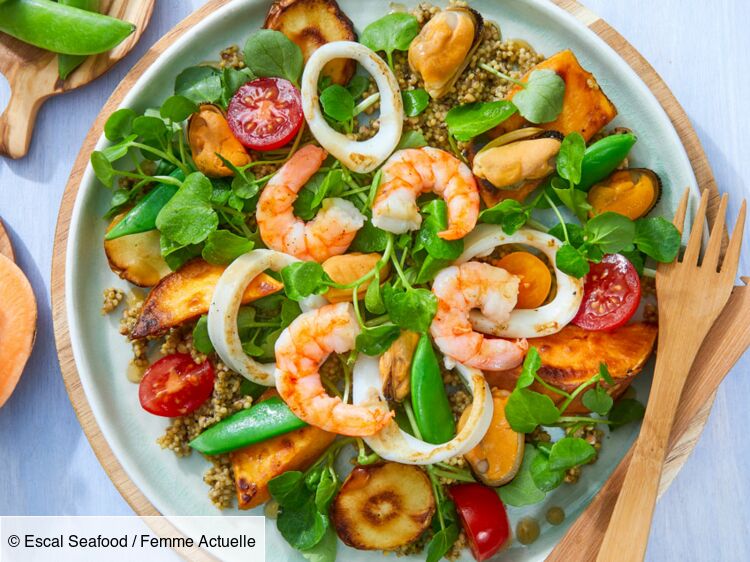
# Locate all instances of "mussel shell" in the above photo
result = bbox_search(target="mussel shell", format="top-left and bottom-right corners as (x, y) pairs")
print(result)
(587, 168), (662, 220)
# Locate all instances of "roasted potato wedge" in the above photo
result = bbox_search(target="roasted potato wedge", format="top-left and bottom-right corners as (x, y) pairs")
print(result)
(480, 49), (617, 206)
(264, 0), (357, 85)
(331, 462), (435, 550)
(459, 388), (524, 486)
(485, 323), (657, 414)
(231, 390), (336, 509)
(130, 259), (283, 338)
(104, 213), (171, 287)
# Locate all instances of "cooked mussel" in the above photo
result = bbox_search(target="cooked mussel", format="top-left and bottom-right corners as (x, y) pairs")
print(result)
(408, 6), (484, 99)
(471, 130), (562, 191)
(587, 168), (662, 220)
(188, 104), (251, 177)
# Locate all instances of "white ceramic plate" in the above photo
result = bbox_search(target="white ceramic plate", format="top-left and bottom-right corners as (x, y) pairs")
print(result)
(65, 0), (698, 560)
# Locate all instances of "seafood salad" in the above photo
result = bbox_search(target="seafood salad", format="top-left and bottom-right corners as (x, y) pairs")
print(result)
(94, 0), (683, 559)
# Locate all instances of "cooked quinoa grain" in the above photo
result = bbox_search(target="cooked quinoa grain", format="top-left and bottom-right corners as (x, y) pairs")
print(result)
(102, 287), (124, 314)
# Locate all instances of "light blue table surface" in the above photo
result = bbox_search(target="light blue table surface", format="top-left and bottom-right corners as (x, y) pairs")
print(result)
(1, 1), (748, 560)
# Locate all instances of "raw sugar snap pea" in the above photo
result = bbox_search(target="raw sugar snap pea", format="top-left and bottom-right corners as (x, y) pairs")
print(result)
(0, 0), (134, 56)
(410, 333), (456, 444)
(57, 0), (100, 80)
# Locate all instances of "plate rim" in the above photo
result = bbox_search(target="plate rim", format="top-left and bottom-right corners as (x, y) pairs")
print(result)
(50, 0), (722, 543)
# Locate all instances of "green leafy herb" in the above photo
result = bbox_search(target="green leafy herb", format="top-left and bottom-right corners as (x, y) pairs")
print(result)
(529, 452), (565, 492)
(555, 242), (590, 278)
(364, 273), (386, 314)
(499, 445), (546, 506)
(396, 129), (428, 150)
(418, 199), (463, 260)
(426, 524), (460, 562)
(383, 286), (438, 333)
(91, 151), (115, 187)
(192, 315), (214, 354)
(479, 199), (531, 234)
(516, 346), (541, 389)
(556, 132), (586, 186)
(634, 216), (681, 262)
(221, 66), (254, 106)
(582, 385), (614, 415)
(320, 85), (355, 122)
(548, 222), (585, 247)
(445, 101), (517, 141)
(512, 69), (565, 124)
(402, 88), (430, 117)
(132, 115), (168, 143)
(104, 108), (136, 141)
(156, 172), (218, 245)
(598, 362), (614, 385)
(346, 74), (370, 99)
(360, 13), (420, 67)
(551, 178), (592, 223)
(243, 29), (304, 84)
(608, 398), (646, 428)
(350, 220), (389, 253)
(174, 66), (222, 104)
(160, 95), (198, 123)
(281, 262), (332, 301)
(160, 235), (202, 271)
(547, 437), (596, 471)
(505, 388), (560, 433)
(300, 527), (337, 562)
(201, 229), (253, 265)
(585, 212), (636, 253)
(356, 324), (401, 356)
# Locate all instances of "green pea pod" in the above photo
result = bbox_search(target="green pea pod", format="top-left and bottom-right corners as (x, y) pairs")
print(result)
(0, 0), (134, 56)
(105, 169), (184, 240)
(57, 0), (100, 80)
(410, 334), (456, 444)
(189, 396), (306, 455)
(578, 133), (637, 191)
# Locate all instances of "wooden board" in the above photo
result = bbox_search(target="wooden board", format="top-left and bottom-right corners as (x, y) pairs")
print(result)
(0, 0), (155, 159)
(0, 217), (14, 261)
(50, 0), (724, 534)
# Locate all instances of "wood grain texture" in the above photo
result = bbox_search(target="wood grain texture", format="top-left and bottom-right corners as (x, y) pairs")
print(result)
(0, 0), (155, 159)
(0, 217), (14, 261)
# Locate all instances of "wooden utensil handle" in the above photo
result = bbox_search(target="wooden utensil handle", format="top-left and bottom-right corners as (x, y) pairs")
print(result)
(596, 349), (697, 561)
(0, 87), (44, 159)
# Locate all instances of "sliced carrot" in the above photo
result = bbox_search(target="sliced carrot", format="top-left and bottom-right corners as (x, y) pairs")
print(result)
(0, 254), (37, 408)
(495, 251), (552, 309)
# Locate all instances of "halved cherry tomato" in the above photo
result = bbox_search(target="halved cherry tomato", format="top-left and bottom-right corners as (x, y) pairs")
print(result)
(227, 77), (303, 151)
(139, 353), (214, 417)
(449, 483), (511, 561)
(572, 253), (641, 331)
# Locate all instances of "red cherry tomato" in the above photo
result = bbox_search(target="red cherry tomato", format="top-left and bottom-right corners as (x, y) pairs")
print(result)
(227, 77), (303, 151)
(449, 483), (511, 561)
(572, 253), (641, 331)
(138, 353), (214, 417)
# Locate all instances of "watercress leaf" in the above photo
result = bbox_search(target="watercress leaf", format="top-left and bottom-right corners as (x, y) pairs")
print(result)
(91, 151), (115, 187)
(192, 315), (214, 354)
(356, 324), (401, 356)
(315, 469), (337, 513)
(548, 222), (585, 247)
(312, 170), (345, 208)
(608, 398), (645, 428)
(598, 362), (614, 385)
(621, 248), (645, 276)
(201, 229), (254, 265)
(582, 385), (613, 415)
(239, 378), (266, 400)
(552, 183), (591, 223)
(479, 199), (529, 234)
(160, 95), (198, 123)
(512, 69), (565, 124)
(585, 211), (636, 253)
(557, 132), (586, 185)
(243, 29), (303, 84)
(104, 108), (136, 141)
(548, 437), (596, 471)
(360, 13), (420, 59)
(365, 274), (386, 314)
(281, 261), (332, 301)
(499, 445), (546, 507)
(384, 288), (438, 333)
(132, 115), (168, 142)
(516, 346), (541, 389)
(505, 388), (560, 433)
(101, 133), (137, 162)
(242, 339), (265, 357)
(634, 216), (681, 263)
(159, 235), (202, 271)
(320, 85), (355, 122)
(415, 255), (451, 284)
(300, 526), (337, 562)
(175, 66), (222, 104)
(350, 220), (389, 252)
(268, 471), (307, 507)
(156, 172), (218, 245)
(581, 242), (604, 263)
(426, 523), (460, 562)
(221, 66), (255, 106)
(281, 299), (302, 328)
(402, 88), (430, 117)
(396, 129), (428, 150)
(418, 199), (464, 260)
(277, 495), (329, 550)
(445, 101), (517, 141)
(529, 452), (565, 492)
(346, 74), (370, 99)
(555, 243), (590, 278)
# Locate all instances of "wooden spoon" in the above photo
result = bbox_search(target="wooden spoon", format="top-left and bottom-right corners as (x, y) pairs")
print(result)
(0, 0), (155, 159)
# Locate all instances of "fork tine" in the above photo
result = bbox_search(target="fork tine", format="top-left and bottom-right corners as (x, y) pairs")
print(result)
(673, 188), (690, 233)
(682, 189), (710, 265)
(720, 200), (747, 280)
(702, 193), (728, 270)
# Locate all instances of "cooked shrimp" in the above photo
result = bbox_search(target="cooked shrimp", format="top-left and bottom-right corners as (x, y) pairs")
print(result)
(275, 302), (393, 436)
(371, 147), (480, 240)
(430, 261), (528, 370)
(256, 145), (365, 262)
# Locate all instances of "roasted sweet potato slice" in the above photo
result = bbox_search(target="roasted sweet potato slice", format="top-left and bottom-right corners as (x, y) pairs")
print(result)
(104, 213), (172, 288)
(485, 323), (657, 414)
(480, 49), (617, 206)
(130, 259), (283, 338)
(0, 254), (37, 408)
(264, 0), (357, 85)
(231, 390), (335, 510)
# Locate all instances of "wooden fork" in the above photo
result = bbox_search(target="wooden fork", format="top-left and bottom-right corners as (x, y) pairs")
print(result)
(596, 189), (746, 562)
